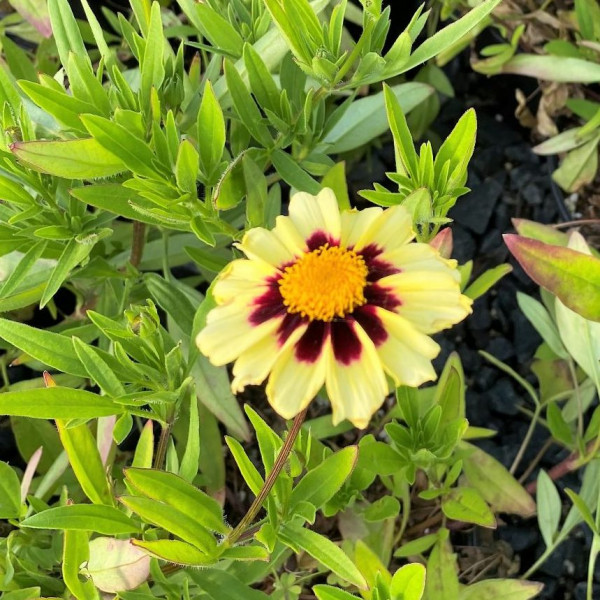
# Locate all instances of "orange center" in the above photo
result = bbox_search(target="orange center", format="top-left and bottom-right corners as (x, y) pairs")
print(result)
(278, 244), (368, 322)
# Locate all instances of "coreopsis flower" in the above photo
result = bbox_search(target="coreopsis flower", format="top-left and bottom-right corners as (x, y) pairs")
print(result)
(197, 189), (472, 428)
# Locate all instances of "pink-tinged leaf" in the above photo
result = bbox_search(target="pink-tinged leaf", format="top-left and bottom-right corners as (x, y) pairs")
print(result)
(21, 446), (42, 502)
(97, 416), (116, 467)
(430, 227), (453, 258)
(504, 234), (600, 321)
(10, 0), (52, 37)
(512, 219), (568, 247)
(86, 538), (150, 592)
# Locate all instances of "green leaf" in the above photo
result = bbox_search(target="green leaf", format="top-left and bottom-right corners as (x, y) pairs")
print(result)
(144, 273), (196, 335)
(57, 422), (113, 506)
(197, 81), (225, 182)
(0, 387), (123, 419)
(10, 138), (126, 179)
(0, 461), (22, 518)
(194, 3), (244, 57)
(536, 470), (561, 547)
(124, 467), (227, 534)
(119, 495), (217, 555)
(463, 264), (512, 300)
(553, 135), (600, 192)
(324, 83), (433, 154)
(504, 233), (600, 321)
(175, 140), (199, 194)
(394, 533), (439, 558)
(460, 442), (536, 517)
(517, 293), (567, 358)
(179, 391), (200, 483)
(41, 237), (97, 307)
(546, 402), (574, 447)
(132, 539), (214, 566)
(280, 524), (367, 589)
(271, 149), (321, 194)
(314, 585), (360, 600)
(564, 488), (597, 532)
(224, 59), (272, 148)
(48, 0), (87, 71)
(72, 337), (126, 398)
(140, 2), (165, 104)
(69, 184), (164, 226)
(243, 43), (281, 115)
(22, 504), (140, 534)
(225, 436), (264, 496)
(363, 495), (401, 522)
(390, 563), (426, 600)
(404, 0), (502, 71)
(289, 446), (358, 512)
(188, 568), (270, 600)
(321, 163), (350, 211)
(441, 487), (496, 528)
(358, 440), (405, 476)
(458, 579), (544, 599)
(423, 532), (459, 600)
(63, 529), (97, 600)
(80, 114), (159, 179)
(434, 108), (476, 189)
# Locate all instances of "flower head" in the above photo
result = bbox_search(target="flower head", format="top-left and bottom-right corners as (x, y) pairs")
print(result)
(197, 189), (472, 428)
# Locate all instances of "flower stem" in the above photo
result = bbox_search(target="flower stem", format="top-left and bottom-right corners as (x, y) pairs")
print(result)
(226, 409), (307, 546)
(130, 221), (146, 268)
(154, 419), (173, 470)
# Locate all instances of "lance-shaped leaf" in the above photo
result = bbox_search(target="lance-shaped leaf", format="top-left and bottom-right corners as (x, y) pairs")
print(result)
(22, 504), (140, 534)
(459, 442), (536, 517)
(459, 579), (544, 599)
(0, 461), (22, 518)
(504, 234), (600, 321)
(124, 468), (228, 534)
(132, 539), (214, 566)
(10, 138), (126, 179)
(0, 387), (123, 419)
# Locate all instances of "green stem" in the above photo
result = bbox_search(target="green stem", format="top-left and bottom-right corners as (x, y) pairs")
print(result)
(154, 417), (174, 470)
(510, 404), (542, 476)
(226, 409), (308, 546)
(130, 221), (146, 268)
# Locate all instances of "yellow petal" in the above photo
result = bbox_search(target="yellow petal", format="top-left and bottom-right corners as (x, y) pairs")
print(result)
(266, 335), (329, 420)
(383, 243), (460, 280)
(288, 188), (341, 241)
(238, 227), (297, 268)
(213, 259), (277, 304)
(231, 322), (308, 393)
(374, 308), (439, 387)
(382, 270), (472, 333)
(196, 300), (281, 366)
(354, 204), (414, 254)
(325, 324), (388, 428)
(340, 206), (383, 248)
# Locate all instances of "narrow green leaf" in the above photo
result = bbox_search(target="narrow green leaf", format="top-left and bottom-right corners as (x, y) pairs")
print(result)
(459, 579), (544, 599)
(500, 53), (600, 82)
(225, 436), (264, 496)
(179, 391), (200, 483)
(0, 461), (21, 518)
(313, 585), (360, 600)
(517, 293), (568, 358)
(552, 135), (600, 192)
(124, 468), (227, 534)
(140, 2), (165, 104)
(463, 263), (512, 300)
(132, 539), (213, 566)
(72, 338), (126, 398)
(197, 81), (225, 181)
(47, 0), (87, 70)
(271, 149), (321, 194)
(536, 469), (561, 547)
(423, 532), (459, 600)
(280, 524), (367, 589)
(194, 4), (244, 57)
(404, 0), (502, 71)
(175, 140), (199, 194)
(63, 529), (97, 600)
(119, 495), (217, 554)
(290, 446), (358, 512)
(144, 272), (196, 334)
(57, 422), (113, 506)
(0, 387), (123, 419)
(80, 114), (158, 179)
(22, 504), (139, 534)
(11, 138), (126, 179)
(41, 238), (96, 307)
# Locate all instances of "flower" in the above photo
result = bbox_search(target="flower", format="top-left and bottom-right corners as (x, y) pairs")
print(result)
(196, 189), (472, 428)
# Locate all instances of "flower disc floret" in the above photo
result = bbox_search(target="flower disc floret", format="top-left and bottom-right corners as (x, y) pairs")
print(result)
(279, 244), (368, 322)
(197, 188), (473, 429)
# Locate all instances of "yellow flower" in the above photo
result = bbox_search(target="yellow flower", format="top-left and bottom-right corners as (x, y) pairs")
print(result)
(196, 189), (472, 428)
